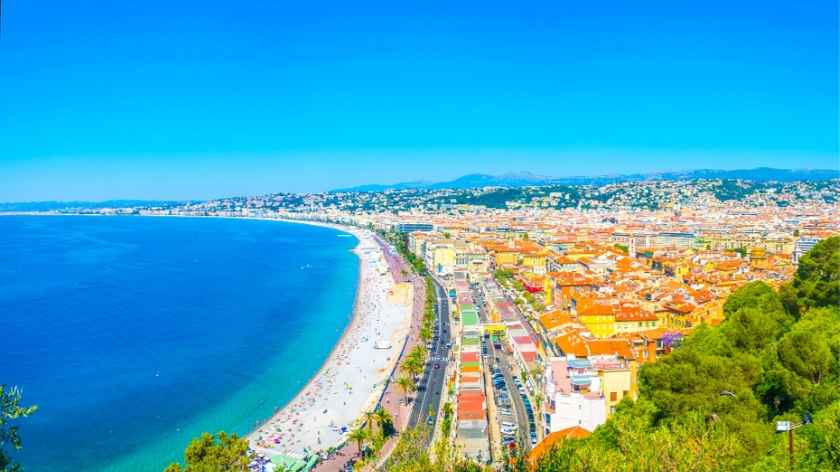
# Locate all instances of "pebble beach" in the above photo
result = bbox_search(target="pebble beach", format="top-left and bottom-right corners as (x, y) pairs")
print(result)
(248, 224), (412, 459)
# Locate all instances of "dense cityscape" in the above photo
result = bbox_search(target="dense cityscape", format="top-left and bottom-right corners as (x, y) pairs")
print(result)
(3, 0), (837, 470)
(29, 176), (839, 470)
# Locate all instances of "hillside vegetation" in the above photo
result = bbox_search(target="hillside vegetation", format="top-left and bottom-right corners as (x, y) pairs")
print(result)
(531, 236), (840, 471)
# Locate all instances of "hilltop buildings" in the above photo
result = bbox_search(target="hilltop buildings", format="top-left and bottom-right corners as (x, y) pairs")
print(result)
(119, 177), (838, 465)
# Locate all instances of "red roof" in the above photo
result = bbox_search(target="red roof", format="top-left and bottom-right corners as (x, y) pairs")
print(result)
(514, 335), (533, 345)
(459, 390), (485, 402)
(461, 352), (479, 362)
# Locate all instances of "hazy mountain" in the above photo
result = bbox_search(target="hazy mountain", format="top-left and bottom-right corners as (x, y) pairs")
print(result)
(332, 167), (839, 192)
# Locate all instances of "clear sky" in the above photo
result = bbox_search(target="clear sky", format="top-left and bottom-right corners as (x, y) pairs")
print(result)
(1, 0), (837, 200)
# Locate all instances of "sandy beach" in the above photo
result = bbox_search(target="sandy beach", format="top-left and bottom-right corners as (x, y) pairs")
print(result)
(248, 222), (413, 459)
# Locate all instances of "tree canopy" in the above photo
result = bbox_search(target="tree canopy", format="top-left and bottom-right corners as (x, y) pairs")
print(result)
(791, 236), (840, 312)
(532, 236), (840, 471)
(0, 385), (38, 472)
(164, 432), (249, 472)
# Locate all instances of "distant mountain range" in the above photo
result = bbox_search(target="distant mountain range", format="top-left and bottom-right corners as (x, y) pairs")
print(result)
(333, 167), (840, 192)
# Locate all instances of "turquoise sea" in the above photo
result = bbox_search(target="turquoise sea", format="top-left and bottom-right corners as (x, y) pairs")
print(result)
(0, 216), (359, 471)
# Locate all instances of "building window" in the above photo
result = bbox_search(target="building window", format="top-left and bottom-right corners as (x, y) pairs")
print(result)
(610, 392), (617, 402)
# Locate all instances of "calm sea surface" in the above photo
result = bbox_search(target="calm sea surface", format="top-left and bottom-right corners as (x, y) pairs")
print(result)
(0, 216), (358, 471)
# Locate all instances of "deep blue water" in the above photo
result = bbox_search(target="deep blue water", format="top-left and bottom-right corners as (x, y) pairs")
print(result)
(0, 216), (359, 471)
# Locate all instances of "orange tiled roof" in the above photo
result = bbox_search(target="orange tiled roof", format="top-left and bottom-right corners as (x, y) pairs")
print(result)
(614, 304), (657, 322)
(587, 338), (634, 359)
(527, 427), (591, 469)
(554, 330), (589, 357)
(577, 300), (614, 317)
(539, 310), (575, 330)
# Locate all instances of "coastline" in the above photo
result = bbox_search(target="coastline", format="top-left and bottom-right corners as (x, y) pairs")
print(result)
(4, 213), (411, 464)
(246, 217), (413, 459)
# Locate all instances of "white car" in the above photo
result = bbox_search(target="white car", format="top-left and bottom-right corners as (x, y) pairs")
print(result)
(501, 422), (517, 429)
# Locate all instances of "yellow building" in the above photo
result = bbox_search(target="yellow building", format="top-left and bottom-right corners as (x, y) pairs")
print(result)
(613, 307), (660, 334)
(598, 363), (637, 416)
(430, 245), (456, 276)
(495, 251), (518, 267)
(521, 253), (547, 275)
(750, 247), (770, 270)
(543, 277), (554, 306)
(482, 323), (507, 335)
(688, 299), (725, 326)
(579, 313), (615, 338)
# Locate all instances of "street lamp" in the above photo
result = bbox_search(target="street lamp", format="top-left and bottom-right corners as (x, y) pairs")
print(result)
(775, 412), (812, 470)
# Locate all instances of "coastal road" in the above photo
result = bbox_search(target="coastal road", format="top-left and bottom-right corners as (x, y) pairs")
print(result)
(407, 276), (451, 442)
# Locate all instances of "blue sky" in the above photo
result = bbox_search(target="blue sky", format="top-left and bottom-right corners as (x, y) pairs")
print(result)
(1, 0), (837, 200)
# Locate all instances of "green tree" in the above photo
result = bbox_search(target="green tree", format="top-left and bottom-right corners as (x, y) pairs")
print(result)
(397, 376), (416, 404)
(0, 385), (38, 472)
(385, 426), (433, 471)
(363, 410), (376, 433)
(776, 308), (838, 384)
(792, 236), (839, 312)
(800, 400), (840, 469)
(375, 408), (394, 437)
(402, 356), (424, 380)
(347, 427), (369, 457)
(721, 282), (793, 352)
(534, 239), (840, 470)
(164, 432), (248, 472)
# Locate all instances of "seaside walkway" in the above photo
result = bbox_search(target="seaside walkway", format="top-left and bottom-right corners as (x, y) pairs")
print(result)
(313, 236), (425, 471)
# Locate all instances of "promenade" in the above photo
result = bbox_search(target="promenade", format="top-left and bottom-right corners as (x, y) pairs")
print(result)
(313, 235), (426, 471)
(249, 229), (412, 463)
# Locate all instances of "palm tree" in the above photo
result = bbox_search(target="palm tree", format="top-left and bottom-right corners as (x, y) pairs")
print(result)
(363, 410), (376, 433)
(375, 408), (394, 436)
(396, 376), (416, 404)
(408, 358), (424, 379)
(530, 365), (545, 388)
(347, 427), (369, 457)
(533, 392), (543, 413)
(402, 356), (423, 380)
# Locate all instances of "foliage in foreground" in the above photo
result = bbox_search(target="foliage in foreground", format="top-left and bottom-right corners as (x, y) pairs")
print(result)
(0, 386), (38, 472)
(164, 432), (249, 472)
(155, 236), (838, 472)
(533, 236), (840, 471)
(385, 426), (489, 472)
